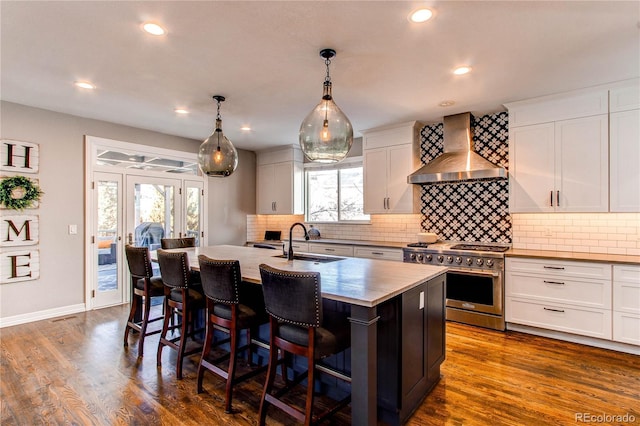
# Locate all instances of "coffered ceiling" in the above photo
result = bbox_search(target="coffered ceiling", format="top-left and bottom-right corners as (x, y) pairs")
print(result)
(2, 1), (638, 151)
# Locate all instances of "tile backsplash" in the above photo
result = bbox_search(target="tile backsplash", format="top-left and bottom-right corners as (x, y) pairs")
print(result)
(247, 214), (422, 243)
(512, 213), (640, 255)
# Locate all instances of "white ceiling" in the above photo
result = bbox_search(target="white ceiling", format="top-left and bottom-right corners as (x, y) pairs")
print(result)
(2, 1), (639, 152)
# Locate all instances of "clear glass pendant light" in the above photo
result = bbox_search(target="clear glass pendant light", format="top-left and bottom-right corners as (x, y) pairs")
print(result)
(198, 95), (238, 177)
(299, 49), (353, 163)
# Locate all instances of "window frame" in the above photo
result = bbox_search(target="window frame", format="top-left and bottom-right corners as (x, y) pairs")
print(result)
(304, 157), (370, 224)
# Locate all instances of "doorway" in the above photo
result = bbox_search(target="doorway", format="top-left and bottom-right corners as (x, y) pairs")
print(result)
(85, 136), (206, 310)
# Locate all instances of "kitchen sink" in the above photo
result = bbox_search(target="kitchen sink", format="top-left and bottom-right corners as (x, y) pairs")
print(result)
(272, 253), (345, 263)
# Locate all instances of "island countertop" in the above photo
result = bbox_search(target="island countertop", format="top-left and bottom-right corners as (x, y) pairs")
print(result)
(160, 245), (447, 308)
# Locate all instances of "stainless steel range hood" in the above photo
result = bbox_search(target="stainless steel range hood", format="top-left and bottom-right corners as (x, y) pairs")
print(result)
(408, 112), (506, 184)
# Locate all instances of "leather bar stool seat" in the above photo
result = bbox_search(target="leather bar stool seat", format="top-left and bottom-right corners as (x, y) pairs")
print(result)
(196, 255), (269, 413)
(156, 249), (205, 379)
(258, 264), (351, 426)
(160, 237), (196, 249)
(123, 245), (165, 358)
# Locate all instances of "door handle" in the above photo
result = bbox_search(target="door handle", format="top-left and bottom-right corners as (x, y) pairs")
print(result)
(550, 190), (553, 207)
(556, 191), (560, 207)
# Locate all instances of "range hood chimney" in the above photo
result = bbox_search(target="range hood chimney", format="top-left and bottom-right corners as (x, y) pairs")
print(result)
(408, 112), (506, 184)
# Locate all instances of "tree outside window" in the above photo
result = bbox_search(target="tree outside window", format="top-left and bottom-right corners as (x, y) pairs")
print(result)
(306, 165), (369, 222)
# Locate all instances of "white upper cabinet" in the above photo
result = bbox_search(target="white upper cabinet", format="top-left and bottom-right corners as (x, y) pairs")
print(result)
(362, 121), (421, 214)
(610, 82), (640, 212)
(507, 89), (609, 213)
(256, 146), (304, 215)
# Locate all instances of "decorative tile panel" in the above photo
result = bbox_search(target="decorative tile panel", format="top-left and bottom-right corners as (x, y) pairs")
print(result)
(419, 112), (512, 243)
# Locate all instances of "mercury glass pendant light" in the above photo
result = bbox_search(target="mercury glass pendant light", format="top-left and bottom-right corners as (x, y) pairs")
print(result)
(299, 48), (353, 163)
(198, 95), (238, 177)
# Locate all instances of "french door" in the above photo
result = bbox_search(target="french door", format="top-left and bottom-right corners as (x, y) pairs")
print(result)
(86, 136), (206, 310)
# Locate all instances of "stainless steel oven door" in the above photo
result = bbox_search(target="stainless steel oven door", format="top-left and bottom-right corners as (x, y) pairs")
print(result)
(445, 269), (503, 316)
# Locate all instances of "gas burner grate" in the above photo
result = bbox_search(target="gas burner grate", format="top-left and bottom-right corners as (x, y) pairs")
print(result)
(407, 242), (431, 248)
(450, 244), (509, 252)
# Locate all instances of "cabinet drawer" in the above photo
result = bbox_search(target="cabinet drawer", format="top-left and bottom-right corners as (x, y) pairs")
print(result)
(285, 241), (309, 252)
(613, 265), (640, 314)
(308, 243), (354, 257)
(353, 247), (402, 262)
(613, 311), (640, 345)
(506, 272), (611, 309)
(506, 298), (612, 339)
(506, 258), (611, 280)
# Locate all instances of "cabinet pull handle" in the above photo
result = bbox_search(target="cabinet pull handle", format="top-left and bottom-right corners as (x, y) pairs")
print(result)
(387, 197), (390, 209)
(543, 280), (565, 285)
(556, 190), (560, 207)
(543, 307), (565, 313)
(372, 252), (384, 255)
(550, 190), (553, 207)
(543, 266), (565, 270)
(325, 248), (335, 252)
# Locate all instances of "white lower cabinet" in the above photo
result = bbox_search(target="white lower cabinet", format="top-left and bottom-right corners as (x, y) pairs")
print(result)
(307, 243), (354, 257)
(353, 247), (403, 262)
(613, 265), (640, 345)
(506, 258), (613, 340)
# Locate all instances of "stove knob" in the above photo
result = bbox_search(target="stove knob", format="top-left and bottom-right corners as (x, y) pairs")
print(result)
(447, 255), (454, 263)
(437, 255), (444, 263)
(416, 254), (424, 262)
(426, 254), (433, 262)
(466, 257), (473, 266)
(409, 253), (416, 261)
(476, 258), (484, 267)
(455, 256), (462, 264)
(486, 259), (494, 267)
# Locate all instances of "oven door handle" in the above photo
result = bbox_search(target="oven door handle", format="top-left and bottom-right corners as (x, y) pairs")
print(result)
(448, 269), (501, 278)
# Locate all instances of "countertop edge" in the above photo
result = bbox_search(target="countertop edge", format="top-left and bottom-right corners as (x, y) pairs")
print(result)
(506, 248), (640, 265)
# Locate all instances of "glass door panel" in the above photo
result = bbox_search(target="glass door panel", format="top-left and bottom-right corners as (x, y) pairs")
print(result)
(185, 180), (204, 246)
(93, 172), (123, 308)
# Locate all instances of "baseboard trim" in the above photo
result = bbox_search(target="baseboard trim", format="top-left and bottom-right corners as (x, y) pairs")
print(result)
(507, 323), (640, 356)
(0, 303), (87, 328)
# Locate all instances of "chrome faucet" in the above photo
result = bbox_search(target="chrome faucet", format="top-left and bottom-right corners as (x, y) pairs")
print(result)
(288, 222), (309, 260)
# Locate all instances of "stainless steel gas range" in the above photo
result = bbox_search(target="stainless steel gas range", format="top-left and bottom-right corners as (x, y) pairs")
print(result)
(403, 242), (509, 331)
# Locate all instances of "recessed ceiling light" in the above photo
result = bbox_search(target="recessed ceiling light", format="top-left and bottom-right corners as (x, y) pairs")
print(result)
(241, 126), (252, 131)
(142, 22), (166, 36)
(174, 108), (189, 114)
(75, 81), (95, 89)
(439, 100), (455, 107)
(453, 66), (472, 75)
(408, 8), (433, 23)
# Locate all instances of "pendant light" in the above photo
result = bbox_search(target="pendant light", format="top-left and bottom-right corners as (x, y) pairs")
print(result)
(299, 49), (353, 163)
(198, 95), (238, 177)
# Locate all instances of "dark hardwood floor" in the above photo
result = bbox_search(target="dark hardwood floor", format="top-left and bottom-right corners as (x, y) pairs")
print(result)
(1, 304), (638, 425)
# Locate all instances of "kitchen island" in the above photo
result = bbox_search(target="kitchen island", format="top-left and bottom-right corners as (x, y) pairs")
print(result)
(161, 245), (447, 425)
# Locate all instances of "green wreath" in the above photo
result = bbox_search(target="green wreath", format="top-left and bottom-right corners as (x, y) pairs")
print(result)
(0, 175), (43, 209)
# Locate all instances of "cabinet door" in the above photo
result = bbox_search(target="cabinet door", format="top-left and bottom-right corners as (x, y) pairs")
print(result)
(363, 148), (388, 214)
(272, 162), (293, 214)
(555, 115), (608, 212)
(509, 123), (555, 212)
(386, 144), (415, 213)
(256, 164), (275, 214)
(610, 109), (640, 212)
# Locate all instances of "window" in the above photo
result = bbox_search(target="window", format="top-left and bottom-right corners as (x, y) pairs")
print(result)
(305, 160), (370, 222)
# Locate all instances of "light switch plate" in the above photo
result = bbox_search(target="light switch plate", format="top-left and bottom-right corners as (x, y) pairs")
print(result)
(69, 224), (77, 235)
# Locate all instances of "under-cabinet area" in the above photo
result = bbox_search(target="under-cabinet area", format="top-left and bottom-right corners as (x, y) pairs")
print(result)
(506, 257), (640, 351)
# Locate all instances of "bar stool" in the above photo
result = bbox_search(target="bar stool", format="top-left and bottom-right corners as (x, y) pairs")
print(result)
(156, 249), (205, 379)
(123, 245), (165, 357)
(258, 264), (351, 426)
(196, 255), (269, 413)
(160, 237), (196, 249)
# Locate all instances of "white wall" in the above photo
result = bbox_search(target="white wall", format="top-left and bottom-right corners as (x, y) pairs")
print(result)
(0, 101), (255, 324)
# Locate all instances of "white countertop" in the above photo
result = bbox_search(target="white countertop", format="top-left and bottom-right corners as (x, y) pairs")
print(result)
(160, 245), (447, 307)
